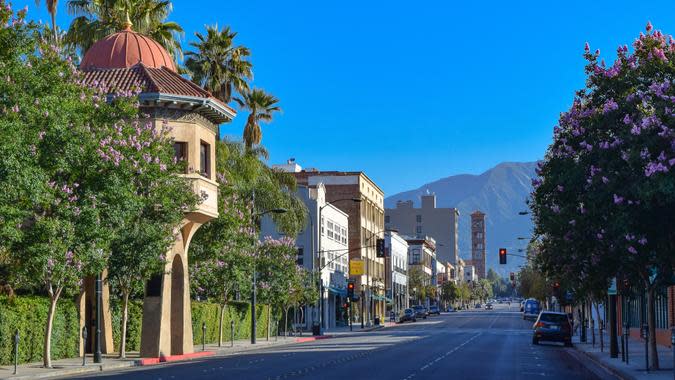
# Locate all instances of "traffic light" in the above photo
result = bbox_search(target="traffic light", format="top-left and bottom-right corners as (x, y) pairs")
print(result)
(509, 272), (515, 282)
(347, 281), (355, 300)
(376, 238), (385, 258)
(553, 282), (560, 289)
(499, 248), (507, 264)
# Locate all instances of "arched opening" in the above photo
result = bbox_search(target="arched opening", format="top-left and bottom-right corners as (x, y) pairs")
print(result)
(170, 255), (185, 355)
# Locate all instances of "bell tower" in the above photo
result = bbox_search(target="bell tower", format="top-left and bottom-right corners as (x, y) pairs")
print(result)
(470, 211), (486, 279)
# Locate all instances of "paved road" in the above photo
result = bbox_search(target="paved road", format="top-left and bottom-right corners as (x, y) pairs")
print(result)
(72, 305), (614, 380)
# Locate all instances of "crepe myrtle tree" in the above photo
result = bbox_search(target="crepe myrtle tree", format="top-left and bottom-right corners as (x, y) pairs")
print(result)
(531, 22), (675, 369)
(0, 3), (196, 367)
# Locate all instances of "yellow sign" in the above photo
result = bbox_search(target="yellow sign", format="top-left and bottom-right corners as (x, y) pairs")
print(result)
(349, 260), (364, 276)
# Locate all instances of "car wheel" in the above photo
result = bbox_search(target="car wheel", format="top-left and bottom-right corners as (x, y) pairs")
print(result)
(532, 337), (539, 345)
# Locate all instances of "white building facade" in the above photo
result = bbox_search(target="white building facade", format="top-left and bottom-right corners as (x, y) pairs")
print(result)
(260, 183), (349, 331)
(464, 265), (477, 283)
(385, 231), (408, 317)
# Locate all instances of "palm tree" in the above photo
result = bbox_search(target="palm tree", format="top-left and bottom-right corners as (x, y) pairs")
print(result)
(65, 0), (183, 59)
(35, 0), (59, 41)
(184, 25), (252, 104)
(234, 88), (281, 149)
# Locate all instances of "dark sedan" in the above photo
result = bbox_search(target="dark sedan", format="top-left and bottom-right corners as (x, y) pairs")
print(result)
(532, 311), (573, 346)
(398, 308), (417, 323)
(412, 305), (428, 319)
(428, 305), (441, 315)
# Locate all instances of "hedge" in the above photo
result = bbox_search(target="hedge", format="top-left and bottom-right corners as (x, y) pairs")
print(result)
(1, 296), (275, 365)
(0, 296), (79, 366)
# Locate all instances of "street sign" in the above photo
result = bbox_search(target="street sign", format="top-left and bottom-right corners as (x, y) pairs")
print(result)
(350, 259), (364, 276)
(608, 277), (617, 295)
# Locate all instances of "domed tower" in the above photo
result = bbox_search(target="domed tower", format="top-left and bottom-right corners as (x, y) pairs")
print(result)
(79, 19), (235, 358)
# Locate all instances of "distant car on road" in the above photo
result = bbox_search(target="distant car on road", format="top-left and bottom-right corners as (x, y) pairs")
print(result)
(475, 303), (482, 309)
(428, 305), (440, 315)
(532, 311), (573, 346)
(398, 308), (417, 323)
(412, 305), (428, 319)
(446, 306), (457, 312)
(523, 299), (540, 321)
(485, 303), (493, 310)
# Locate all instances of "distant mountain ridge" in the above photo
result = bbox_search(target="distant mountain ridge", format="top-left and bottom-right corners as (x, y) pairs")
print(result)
(385, 161), (539, 276)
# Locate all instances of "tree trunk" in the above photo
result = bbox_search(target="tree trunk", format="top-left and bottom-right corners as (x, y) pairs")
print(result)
(266, 306), (271, 341)
(43, 288), (61, 368)
(594, 302), (603, 352)
(119, 290), (130, 359)
(51, 13), (57, 42)
(284, 307), (289, 337)
(647, 286), (660, 369)
(218, 303), (226, 347)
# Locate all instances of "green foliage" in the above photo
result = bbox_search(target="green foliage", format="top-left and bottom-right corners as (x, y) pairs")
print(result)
(185, 25), (252, 104)
(0, 296), (79, 365)
(190, 301), (273, 343)
(234, 88), (282, 149)
(65, 0), (184, 58)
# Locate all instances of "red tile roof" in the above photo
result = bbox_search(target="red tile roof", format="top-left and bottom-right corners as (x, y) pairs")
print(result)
(80, 63), (235, 116)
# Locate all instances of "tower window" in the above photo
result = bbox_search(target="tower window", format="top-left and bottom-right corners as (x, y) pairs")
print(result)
(200, 141), (210, 178)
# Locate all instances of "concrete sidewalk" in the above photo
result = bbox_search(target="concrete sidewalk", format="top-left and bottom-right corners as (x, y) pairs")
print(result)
(573, 331), (674, 380)
(0, 334), (323, 380)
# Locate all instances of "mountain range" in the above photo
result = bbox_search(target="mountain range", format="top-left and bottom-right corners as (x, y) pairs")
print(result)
(384, 161), (539, 276)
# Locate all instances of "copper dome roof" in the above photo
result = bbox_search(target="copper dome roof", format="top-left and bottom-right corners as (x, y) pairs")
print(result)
(80, 24), (176, 72)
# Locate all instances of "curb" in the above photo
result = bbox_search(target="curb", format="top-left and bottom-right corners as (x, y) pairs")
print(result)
(2, 361), (136, 380)
(569, 346), (634, 380)
(295, 335), (334, 343)
(137, 351), (216, 366)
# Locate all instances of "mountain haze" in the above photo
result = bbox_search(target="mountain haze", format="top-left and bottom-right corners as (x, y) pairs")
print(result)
(385, 162), (539, 276)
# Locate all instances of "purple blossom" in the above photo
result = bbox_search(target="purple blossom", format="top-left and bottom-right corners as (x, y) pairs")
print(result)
(551, 205), (560, 214)
(11, 105), (19, 113)
(622, 114), (631, 124)
(557, 185), (564, 192)
(638, 237), (648, 245)
(596, 233), (603, 240)
(601, 176), (609, 184)
(644, 161), (669, 176)
(613, 194), (624, 204)
(568, 219), (576, 226)
(627, 246), (638, 254)
(602, 99), (619, 114)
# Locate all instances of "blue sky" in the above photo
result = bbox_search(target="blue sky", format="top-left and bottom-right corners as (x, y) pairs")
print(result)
(15, 0), (675, 194)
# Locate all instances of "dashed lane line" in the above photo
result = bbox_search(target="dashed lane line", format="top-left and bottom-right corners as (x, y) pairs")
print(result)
(402, 332), (482, 380)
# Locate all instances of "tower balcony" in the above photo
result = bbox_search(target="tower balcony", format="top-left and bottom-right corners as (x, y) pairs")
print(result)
(181, 173), (219, 224)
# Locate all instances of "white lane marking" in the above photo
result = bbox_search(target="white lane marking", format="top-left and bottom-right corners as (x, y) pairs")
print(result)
(401, 332), (482, 379)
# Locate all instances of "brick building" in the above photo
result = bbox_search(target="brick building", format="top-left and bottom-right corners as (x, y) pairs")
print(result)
(470, 211), (487, 279)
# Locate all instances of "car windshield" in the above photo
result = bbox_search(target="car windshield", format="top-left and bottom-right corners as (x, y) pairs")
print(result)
(539, 313), (568, 323)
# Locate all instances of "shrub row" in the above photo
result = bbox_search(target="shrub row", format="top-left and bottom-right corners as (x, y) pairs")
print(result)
(0, 296), (79, 365)
(0, 296), (275, 365)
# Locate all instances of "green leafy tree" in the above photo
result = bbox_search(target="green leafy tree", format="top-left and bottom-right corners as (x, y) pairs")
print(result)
(234, 88), (281, 149)
(440, 281), (459, 305)
(65, 0), (184, 58)
(185, 25), (252, 104)
(531, 23), (674, 369)
(34, 0), (59, 41)
(408, 266), (426, 304)
(0, 5), (191, 367)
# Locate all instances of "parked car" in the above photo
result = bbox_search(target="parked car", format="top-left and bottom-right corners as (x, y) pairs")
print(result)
(446, 306), (457, 312)
(428, 305), (441, 315)
(532, 311), (573, 346)
(475, 303), (482, 309)
(523, 299), (540, 321)
(412, 305), (428, 319)
(398, 308), (417, 323)
(485, 303), (493, 310)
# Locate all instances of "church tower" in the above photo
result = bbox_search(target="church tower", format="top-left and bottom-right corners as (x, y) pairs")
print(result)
(470, 211), (486, 279)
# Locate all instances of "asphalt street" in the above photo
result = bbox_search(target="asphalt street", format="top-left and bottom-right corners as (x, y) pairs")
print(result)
(70, 304), (616, 380)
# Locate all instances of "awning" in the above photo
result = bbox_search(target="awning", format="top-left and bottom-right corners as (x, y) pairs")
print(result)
(328, 287), (347, 297)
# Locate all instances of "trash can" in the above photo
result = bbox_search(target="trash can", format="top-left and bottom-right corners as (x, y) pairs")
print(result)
(312, 323), (320, 336)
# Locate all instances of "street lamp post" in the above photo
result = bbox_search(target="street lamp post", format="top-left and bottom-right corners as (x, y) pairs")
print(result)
(251, 206), (287, 345)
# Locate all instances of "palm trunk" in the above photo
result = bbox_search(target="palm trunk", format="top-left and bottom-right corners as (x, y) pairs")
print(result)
(119, 290), (130, 359)
(647, 286), (660, 369)
(218, 303), (226, 347)
(51, 13), (57, 41)
(43, 287), (61, 368)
